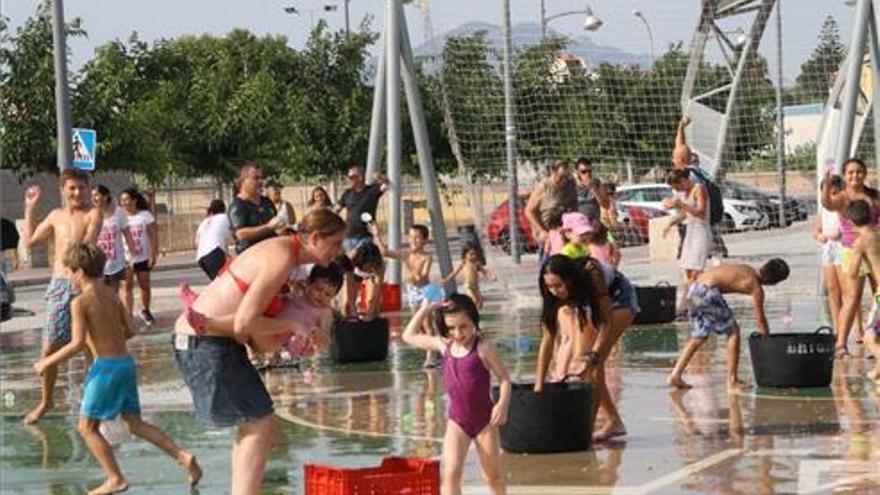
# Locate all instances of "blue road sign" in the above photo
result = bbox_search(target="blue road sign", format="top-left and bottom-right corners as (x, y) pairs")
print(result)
(71, 128), (97, 170)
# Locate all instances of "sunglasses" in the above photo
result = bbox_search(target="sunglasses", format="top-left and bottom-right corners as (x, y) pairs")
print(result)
(577, 168), (592, 175)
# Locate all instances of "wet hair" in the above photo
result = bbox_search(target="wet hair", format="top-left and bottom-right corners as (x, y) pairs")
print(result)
(299, 208), (346, 238)
(409, 224), (429, 240)
(92, 184), (112, 205)
(308, 186), (333, 207)
(207, 199), (226, 216)
(60, 168), (89, 186)
(539, 255), (599, 337)
(575, 157), (592, 168)
(308, 262), (345, 292)
(120, 187), (149, 211)
(351, 242), (384, 273)
(545, 207), (566, 230)
(845, 200), (872, 226)
(63, 241), (106, 278)
(665, 168), (690, 185)
(758, 258), (790, 286)
(433, 293), (480, 338)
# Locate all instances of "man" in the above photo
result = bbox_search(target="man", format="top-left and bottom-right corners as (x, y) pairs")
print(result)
(229, 163), (280, 254)
(334, 166), (389, 253)
(573, 157), (610, 223)
(525, 160), (579, 246)
(21, 169), (103, 424)
(265, 179), (296, 235)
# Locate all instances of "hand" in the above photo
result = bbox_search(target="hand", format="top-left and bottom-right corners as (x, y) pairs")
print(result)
(663, 224), (672, 237)
(680, 116), (691, 127)
(25, 185), (42, 208)
(816, 234), (827, 243)
(366, 222), (379, 237)
(758, 328), (769, 340)
(662, 197), (679, 210)
(267, 216), (282, 230)
(490, 403), (508, 426)
(33, 360), (47, 376)
(149, 255), (157, 269)
(533, 382), (544, 394)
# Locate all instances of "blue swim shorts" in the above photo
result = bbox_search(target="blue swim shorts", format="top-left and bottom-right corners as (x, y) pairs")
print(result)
(80, 355), (141, 420)
(43, 278), (78, 345)
(687, 283), (737, 339)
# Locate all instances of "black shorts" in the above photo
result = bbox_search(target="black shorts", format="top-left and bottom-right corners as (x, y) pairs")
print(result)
(132, 260), (151, 273)
(103, 268), (126, 283)
(197, 247), (226, 281)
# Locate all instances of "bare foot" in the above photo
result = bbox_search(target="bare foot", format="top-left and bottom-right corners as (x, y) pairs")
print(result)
(666, 375), (692, 389)
(727, 380), (751, 392)
(179, 452), (202, 487)
(185, 307), (208, 335)
(592, 424), (627, 443)
(23, 402), (52, 425)
(179, 283), (198, 308)
(88, 478), (129, 494)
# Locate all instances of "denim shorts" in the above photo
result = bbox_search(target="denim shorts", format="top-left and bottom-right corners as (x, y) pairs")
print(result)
(609, 271), (641, 316)
(172, 334), (273, 428)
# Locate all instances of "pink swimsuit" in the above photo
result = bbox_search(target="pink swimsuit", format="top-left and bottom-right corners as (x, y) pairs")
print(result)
(443, 337), (493, 439)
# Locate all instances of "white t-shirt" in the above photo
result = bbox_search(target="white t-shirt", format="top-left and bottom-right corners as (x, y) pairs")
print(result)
(196, 214), (232, 260)
(124, 210), (155, 264)
(96, 208), (129, 275)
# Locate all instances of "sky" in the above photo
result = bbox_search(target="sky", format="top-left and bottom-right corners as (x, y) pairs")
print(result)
(1, 0), (857, 83)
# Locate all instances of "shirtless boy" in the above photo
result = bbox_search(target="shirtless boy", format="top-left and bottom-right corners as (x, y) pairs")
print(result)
(843, 200), (880, 380)
(667, 258), (790, 390)
(34, 242), (200, 494)
(22, 169), (103, 424)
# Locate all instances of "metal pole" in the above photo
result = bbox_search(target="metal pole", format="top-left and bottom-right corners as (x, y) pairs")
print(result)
(365, 24), (387, 182)
(836, 0), (871, 168)
(540, 0), (547, 40)
(502, 0), (520, 263)
(869, 2), (880, 183)
(634, 12), (655, 62)
(775, 0), (786, 227)
(344, 0), (351, 37)
(386, 0), (403, 284)
(397, 1), (456, 294)
(51, 0), (73, 171)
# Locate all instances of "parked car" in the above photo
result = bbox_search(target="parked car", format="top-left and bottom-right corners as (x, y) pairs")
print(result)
(718, 180), (807, 227)
(615, 183), (768, 234)
(486, 192), (539, 254)
(616, 203), (668, 244)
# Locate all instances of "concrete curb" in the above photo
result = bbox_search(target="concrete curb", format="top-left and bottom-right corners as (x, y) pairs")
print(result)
(9, 260), (198, 289)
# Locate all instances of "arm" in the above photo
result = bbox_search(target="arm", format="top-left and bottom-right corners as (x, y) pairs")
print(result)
(820, 172), (846, 211)
(442, 261), (465, 284)
(35, 298), (86, 373)
(583, 264), (615, 359)
(675, 116), (691, 148)
(524, 185), (547, 238)
(84, 208), (103, 243)
(401, 303), (445, 353)
(373, 174), (390, 194)
(609, 243), (622, 267)
(416, 254), (433, 283)
(232, 261), (292, 341)
(23, 209), (54, 249)
(364, 266), (385, 319)
(119, 299), (140, 340)
(479, 341), (512, 426)
(367, 222), (404, 259)
(233, 222), (277, 241)
(811, 215), (827, 243)
(679, 186), (707, 219)
(478, 264), (497, 281)
(751, 285), (770, 338)
(533, 325), (554, 393)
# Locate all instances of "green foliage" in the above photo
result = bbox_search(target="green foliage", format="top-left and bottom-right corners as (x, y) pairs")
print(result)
(794, 15), (844, 104)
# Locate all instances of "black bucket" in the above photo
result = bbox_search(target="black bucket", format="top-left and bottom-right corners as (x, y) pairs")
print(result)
(491, 382), (593, 454)
(633, 283), (677, 325)
(330, 318), (389, 364)
(748, 326), (834, 388)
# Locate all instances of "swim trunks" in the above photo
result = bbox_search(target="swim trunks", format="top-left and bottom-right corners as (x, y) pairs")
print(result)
(43, 278), (78, 345)
(80, 355), (141, 420)
(687, 282), (736, 339)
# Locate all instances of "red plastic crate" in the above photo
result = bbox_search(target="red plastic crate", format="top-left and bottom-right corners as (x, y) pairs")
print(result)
(305, 457), (439, 495)
(357, 282), (402, 313)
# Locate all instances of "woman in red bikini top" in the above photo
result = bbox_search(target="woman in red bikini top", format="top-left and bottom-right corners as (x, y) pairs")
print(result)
(173, 208), (347, 345)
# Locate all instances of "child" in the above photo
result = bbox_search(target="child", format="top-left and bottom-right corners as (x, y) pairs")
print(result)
(540, 207), (566, 261)
(587, 220), (621, 267)
(559, 212), (592, 259)
(34, 242), (201, 494)
(666, 258), (790, 390)
(443, 241), (495, 309)
(369, 222), (433, 309)
(340, 243), (386, 320)
(812, 175), (845, 337)
(841, 200), (880, 379)
(402, 294), (511, 495)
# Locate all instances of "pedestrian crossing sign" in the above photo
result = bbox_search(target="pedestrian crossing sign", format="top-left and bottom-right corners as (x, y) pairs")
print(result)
(72, 128), (97, 170)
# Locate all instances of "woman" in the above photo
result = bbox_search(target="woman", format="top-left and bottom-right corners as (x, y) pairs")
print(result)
(266, 179), (296, 234)
(820, 158), (880, 356)
(172, 208), (346, 494)
(535, 254), (639, 443)
(306, 186), (333, 215)
(119, 188), (158, 324)
(91, 185), (136, 291)
(195, 199), (231, 280)
(663, 168), (710, 313)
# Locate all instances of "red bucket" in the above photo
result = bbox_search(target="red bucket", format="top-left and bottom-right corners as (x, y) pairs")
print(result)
(358, 282), (402, 313)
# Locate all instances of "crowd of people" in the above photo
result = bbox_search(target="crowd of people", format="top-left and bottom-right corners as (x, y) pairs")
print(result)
(14, 113), (880, 494)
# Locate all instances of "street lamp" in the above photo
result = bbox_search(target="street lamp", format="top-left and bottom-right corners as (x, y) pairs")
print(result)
(540, 2), (603, 40)
(632, 10), (654, 62)
(283, 3), (348, 34)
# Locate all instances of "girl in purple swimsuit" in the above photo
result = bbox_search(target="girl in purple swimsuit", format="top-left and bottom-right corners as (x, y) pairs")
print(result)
(402, 294), (511, 495)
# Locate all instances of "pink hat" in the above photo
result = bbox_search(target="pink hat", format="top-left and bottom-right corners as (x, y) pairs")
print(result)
(561, 212), (596, 235)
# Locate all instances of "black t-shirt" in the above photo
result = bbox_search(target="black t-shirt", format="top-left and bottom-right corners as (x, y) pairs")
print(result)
(229, 195), (277, 254)
(338, 184), (384, 238)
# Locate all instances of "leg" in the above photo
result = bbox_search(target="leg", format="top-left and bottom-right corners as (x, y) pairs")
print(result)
(667, 338), (705, 389)
(865, 331), (880, 380)
(473, 426), (505, 495)
(122, 268), (135, 315)
(441, 421), (472, 495)
(422, 318), (438, 368)
(24, 342), (63, 424)
(136, 270), (151, 313)
(590, 308), (631, 439)
(725, 325), (749, 391)
(77, 417), (128, 494)
(121, 413), (201, 486)
(231, 414), (275, 495)
(837, 273), (863, 356)
(824, 265), (843, 336)
(342, 272), (360, 318)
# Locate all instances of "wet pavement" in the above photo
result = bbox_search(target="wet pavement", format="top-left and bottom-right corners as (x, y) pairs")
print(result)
(1, 223), (879, 494)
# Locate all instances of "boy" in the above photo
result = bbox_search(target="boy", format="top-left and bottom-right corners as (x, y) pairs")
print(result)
(842, 200), (880, 380)
(22, 169), (103, 424)
(35, 242), (201, 494)
(666, 258), (790, 390)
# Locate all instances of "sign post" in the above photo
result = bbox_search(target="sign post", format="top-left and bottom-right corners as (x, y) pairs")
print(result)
(71, 128), (97, 171)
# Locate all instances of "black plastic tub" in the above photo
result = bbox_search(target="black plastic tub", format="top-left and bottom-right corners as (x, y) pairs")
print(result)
(330, 318), (389, 364)
(632, 283), (677, 325)
(491, 381), (593, 454)
(748, 327), (834, 388)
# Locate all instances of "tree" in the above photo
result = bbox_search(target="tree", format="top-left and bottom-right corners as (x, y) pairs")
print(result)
(795, 15), (845, 103)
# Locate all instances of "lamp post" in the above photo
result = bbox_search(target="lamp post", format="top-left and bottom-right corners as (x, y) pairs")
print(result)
(51, 0), (72, 171)
(632, 10), (655, 62)
(283, 4), (344, 31)
(540, 3), (603, 40)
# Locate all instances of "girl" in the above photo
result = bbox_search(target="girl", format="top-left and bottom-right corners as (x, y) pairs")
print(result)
(443, 242), (495, 309)
(195, 199), (231, 280)
(402, 294), (511, 495)
(559, 212), (592, 259)
(91, 185), (136, 292)
(305, 186), (333, 215)
(535, 254), (639, 443)
(540, 207), (566, 261)
(119, 188), (158, 324)
(813, 175), (844, 337)
(586, 221), (621, 267)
